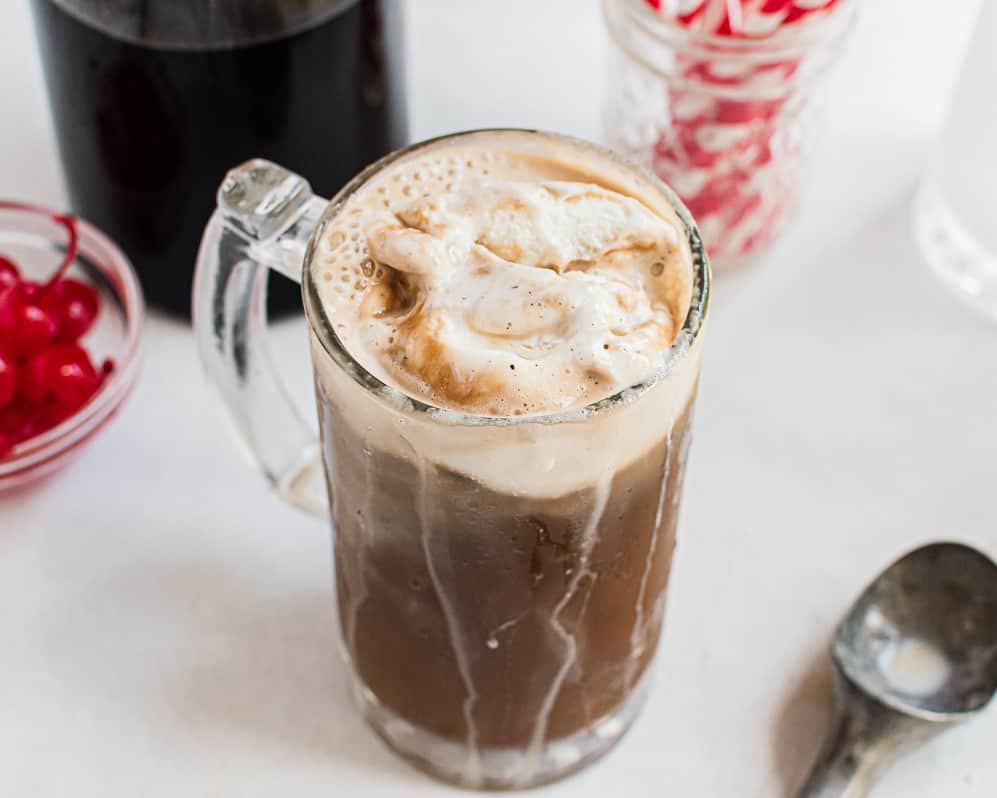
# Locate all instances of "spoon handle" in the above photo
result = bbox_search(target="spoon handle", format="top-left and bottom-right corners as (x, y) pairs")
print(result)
(796, 667), (934, 798)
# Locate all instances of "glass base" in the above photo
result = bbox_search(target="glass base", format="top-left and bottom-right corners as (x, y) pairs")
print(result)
(349, 668), (650, 790)
(913, 179), (997, 321)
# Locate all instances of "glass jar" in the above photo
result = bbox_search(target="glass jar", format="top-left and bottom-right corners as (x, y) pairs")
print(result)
(603, 0), (856, 271)
(31, 0), (407, 317)
(913, 0), (997, 321)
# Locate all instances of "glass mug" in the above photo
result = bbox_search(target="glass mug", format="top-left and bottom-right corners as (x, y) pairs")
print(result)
(192, 130), (710, 789)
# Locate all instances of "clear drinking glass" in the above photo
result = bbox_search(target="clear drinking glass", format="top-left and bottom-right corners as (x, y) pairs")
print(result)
(913, 1), (997, 320)
(603, 0), (856, 271)
(192, 130), (710, 789)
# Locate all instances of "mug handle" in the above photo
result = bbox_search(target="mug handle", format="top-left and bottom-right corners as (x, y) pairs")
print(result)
(192, 159), (330, 519)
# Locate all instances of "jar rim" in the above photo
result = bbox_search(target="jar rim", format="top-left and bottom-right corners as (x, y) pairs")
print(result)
(605, 0), (858, 62)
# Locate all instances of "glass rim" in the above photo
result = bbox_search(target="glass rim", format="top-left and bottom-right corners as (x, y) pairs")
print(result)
(301, 128), (710, 428)
(607, 0), (858, 60)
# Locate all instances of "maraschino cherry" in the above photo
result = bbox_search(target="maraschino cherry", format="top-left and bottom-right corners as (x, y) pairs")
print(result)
(0, 213), (113, 458)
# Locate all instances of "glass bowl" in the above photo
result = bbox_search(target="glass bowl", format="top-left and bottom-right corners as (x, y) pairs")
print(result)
(0, 201), (144, 493)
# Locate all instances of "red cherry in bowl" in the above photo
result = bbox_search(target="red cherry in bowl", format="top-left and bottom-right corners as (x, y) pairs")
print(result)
(13, 298), (61, 355)
(0, 283), (20, 334)
(19, 280), (43, 301)
(0, 255), (19, 292)
(0, 398), (42, 456)
(0, 350), (17, 411)
(23, 343), (100, 409)
(47, 278), (99, 342)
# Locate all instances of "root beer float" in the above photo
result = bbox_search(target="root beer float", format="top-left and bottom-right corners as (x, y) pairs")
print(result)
(306, 131), (709, 788)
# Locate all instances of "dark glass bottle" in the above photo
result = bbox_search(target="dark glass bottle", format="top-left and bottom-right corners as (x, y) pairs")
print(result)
(31, 0), (408, 317)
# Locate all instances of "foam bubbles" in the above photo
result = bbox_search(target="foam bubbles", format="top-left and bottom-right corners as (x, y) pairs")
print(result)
(312, 141), (693, 417)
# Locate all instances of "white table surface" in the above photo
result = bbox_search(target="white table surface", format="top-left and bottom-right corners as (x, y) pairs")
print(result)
(2, 1), (995, 796)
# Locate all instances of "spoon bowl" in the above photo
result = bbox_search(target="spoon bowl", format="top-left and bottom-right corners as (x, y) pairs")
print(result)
(798, 542), (997, 798)
(835, 542), (997, 719)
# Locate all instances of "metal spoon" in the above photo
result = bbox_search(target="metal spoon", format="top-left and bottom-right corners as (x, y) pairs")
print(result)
(797, 542), (997, 798)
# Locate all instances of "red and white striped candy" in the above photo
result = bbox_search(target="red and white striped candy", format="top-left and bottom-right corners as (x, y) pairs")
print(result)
(636, 0), (840, 260)
(644, 0), (841, 38)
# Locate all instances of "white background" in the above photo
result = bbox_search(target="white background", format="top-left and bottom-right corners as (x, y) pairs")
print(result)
(2, 1), (996, 796)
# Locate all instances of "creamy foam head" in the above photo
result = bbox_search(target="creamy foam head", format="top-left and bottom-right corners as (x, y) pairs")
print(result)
(311, 140), (694, 416)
